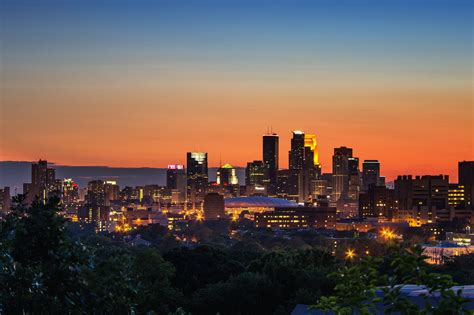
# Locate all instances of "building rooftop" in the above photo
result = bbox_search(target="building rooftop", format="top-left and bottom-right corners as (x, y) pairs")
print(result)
(224, 196), (296, 208)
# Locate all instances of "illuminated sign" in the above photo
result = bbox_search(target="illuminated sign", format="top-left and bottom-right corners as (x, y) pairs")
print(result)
(168, 164), (184, 170)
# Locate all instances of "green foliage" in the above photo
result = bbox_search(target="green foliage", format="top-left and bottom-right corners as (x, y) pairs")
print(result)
(0, 196), (89, 313)
(190, 272), (281, 315)
(316, 245), (473, 314)
(164, 245), (246, 295)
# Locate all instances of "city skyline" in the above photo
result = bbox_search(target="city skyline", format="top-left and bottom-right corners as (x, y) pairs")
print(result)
(1, 0), (472, 182)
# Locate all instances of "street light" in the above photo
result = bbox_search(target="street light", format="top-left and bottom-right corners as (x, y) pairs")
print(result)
(346, 249), (355, 260)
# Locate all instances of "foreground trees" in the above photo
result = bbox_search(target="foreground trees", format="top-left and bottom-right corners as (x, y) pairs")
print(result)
(317, 246), (472, 314)
(0, 197), (180, 314)
(1, 197), (473, 314)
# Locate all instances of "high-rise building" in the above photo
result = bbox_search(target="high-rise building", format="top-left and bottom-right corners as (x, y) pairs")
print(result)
(86, 180), (107, 206)
(289, 131), (305, 170)
(394, 175), (449, 224)
(263, 133), (279, 196)
(246, 160), (268, 196)
(187, 152), (208, 206)
(359, 185), (396, 220)
(104, 180), (120, 204)
(362, 160), (381, 191)
(167, 164), (187, 203)
(288, 131), (321, 202)
(216, 163), (239, 186)
(167, 164), (185, 189)
(276, 169), (301, 201)
(203, 193), (225, 220)
(448, 184), (465, 209)
(62, 179), (79, 205)
(332, 147), (353, 202)
(459, 161), (474, 209)
(0, 187), (11, 213)
(216, 163), (239, 197)
(26, 159), (59, 203)
(348, 157), (361, 201)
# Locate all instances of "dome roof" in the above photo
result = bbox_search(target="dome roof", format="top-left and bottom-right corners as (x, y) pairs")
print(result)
(224, 196), (296, 208)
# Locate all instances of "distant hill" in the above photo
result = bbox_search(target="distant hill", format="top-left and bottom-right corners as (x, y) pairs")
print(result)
(0, 161), (245, 194)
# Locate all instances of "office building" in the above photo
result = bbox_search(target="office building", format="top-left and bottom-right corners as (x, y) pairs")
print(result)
(332, 147), (353, 202)
(167, 164), (186, 203)
(187, 152), (208, 206)
(25, 159), (59, 203)
(263, 133), (279, 196)
(348, 157), (361, 201)
(362, 160), (381, 191)
(289, 131), (305, 170)
(0, 187), (11, 213)
(203, 193), (225, 220)
(448, 184), (465, 209)
(254, 206), (336, 229)
(359, 185), (396, 220)
(62, 179), (79, 205)
(459, 161), (474, 209)
(276, 169), (301, 201)
(246, 160), (268, 196)
(394, 175), (449, 224)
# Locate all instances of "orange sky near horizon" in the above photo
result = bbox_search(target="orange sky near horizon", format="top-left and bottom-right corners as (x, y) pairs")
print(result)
(1, 77), (472, 182)
(1, 0), (472, 183)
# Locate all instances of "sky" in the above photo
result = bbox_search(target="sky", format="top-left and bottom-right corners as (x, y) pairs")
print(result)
(0, 0), (472, 181)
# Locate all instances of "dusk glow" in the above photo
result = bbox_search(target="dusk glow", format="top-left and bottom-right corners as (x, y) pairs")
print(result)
(1, 0), (472, 181)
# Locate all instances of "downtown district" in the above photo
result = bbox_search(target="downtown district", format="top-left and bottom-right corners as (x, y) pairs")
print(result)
(0, 130), (473, 264)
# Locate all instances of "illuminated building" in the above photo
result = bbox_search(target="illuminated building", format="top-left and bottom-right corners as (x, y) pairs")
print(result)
(394, 175), (449, 225)
(276, 169), (301, 201)
(0, 187), (11, 213)
(167, 164), (186, 203)
(245, 160), (268, 196)
(332, 147), (353, 203)
(348, 157), (361, 201)
(86, 180), (107, 206)
(263, 133), (279, 196)
(289, 131), (305, 171)
(187, 152), (208, 206)
(423, 242), (474, 265)
(24, 159), (59, 204)
(254, 206), (336, 229)
(362, 160), (382, 191)
(304, 134), (319, 166)
(62, 178), (79, 205)
(459, 161), (474, 209)
(216, 163), (239, 186)
(224, 196), (296, 219)
(448, 184), (465, 208)
(203, 193), (225, 220)
(104, 180), (119, 204)
(289, 131), (320, 202)
(77, 204), (111, 232)
(359, 185), (396, 220)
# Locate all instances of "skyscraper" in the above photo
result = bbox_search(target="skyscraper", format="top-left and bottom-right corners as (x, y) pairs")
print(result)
(362, 160), (381, 191)
(332, 147), (353, 202)
(187, 152), (208, 206)
(348, 157), (361, 201)
(246, 160), (268, 196)
(263, 133), (279, 196)
(289, 131), (305, 170)
(459, 161), (474, 209)
(216, 163), (239, 186)
(167, 165), (186, 189)
(27, 159), (59, 203)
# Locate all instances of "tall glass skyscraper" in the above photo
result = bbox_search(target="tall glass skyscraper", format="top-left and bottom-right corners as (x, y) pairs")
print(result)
(263, 133), (279, 196)
(186, 152), (208, 206)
